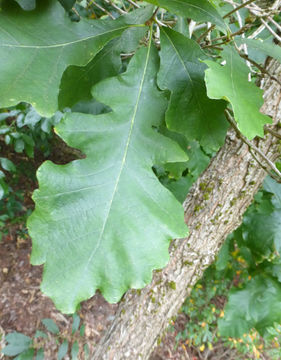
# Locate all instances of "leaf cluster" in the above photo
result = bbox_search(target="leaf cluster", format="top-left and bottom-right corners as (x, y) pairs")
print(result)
(1, 313), (88, 359)
(0, 0), (280, 314)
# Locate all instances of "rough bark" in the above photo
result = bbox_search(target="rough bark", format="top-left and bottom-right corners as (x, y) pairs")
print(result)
(92, 60), (281, 360)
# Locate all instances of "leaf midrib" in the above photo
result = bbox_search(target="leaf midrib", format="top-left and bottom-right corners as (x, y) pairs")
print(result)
(86, 39), (153, 267)
(0, 25), (135, 49)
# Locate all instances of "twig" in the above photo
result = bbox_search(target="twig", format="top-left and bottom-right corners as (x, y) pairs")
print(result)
(127, 0), (140, 8)
(71, 6), (81, 19)
(203, 40), (231, 48)
(268, 16), (281, 33)
(103, 0), (127, 14)
(88, 0), (115, 19)
(260, 18), (281, 42)
(199, 0), (281, 44)
(238, 52), (281, 86)
(151, 6), (160, 20)
(236, 0), (252, 80)
(247, 0), (281, 42)
(222, 0), (256, 19)
(197, 24), (215, 43)
(249, 148), (281, 183)
(206, 24), (252, 44)
(225, 109), (281, 182)
(264, 125), (281, 139)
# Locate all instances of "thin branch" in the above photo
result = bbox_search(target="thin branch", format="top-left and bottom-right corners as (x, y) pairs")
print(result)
(222, 0), (256, 19)
(265, 125), (281, 140)
(206, 24), (252, 44)
(202, 25), (252, 49)
(224, 109), (281, 182)
(196, 24), (215, 43)
(103, 0), (127, 14)
(238, 53), (281, 86)
(151, 6), (160, 20)
(88, 0), (115, 19)
(198, 0), (281, 44)
(268, 16), (281, 33)
(249, 148), (281, 183)
(249, 23), (266, 39)
(203, 40), (230, 48)
(260, 18), (281, 42)
(235, 0), (252, 79)
(126, 0), (140, 8)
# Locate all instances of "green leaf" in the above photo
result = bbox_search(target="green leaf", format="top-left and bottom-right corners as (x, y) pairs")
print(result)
(186, 141), (210, 178)
(219, 276), (281, 337)
(58, 0), (75, 10)
(35, 348), (44, 360)
(0, 157), (16, 172)
(14, 349), (34, 360)
(83, 344), (89, 360)
(2, 332), (32, 357)
(158, 28), (227, 150)
(58, 340), (68, 360)
(215, 236), (231, 271)
(235, 38), (281, 63)
(28, 42), (188, 313)
(71, 341), (79, 360)
(34, 330), (47, 339)
(239, 177), (281, 260)
(144, 0), (227, 31)
(59, 26), (148, 109)
(72, 313), (80, 334)
(165, 175), (194, 203)
(0, 0), (150, 116)
(23, 108), (42, 127)
(79, 324), (85, 337)
(13, 0), (36, 11)
(0, 179), (8, 199)
(242, 210), (281, 259)
(41, 318), (60, 334)
(204, 45), (271, 139)
(15, 139), (25, 153)
(158, 126), (189, 179)
(263, 176), (281, 209)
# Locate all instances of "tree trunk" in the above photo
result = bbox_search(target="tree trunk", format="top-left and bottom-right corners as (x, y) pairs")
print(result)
(92, 60), (281, 360)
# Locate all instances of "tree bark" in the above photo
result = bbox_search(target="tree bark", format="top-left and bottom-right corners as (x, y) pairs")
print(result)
(92, 60), (281, 360)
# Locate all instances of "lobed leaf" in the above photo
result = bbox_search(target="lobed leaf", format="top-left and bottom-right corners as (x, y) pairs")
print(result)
(28, 40), (188, 313)
(204, 45), (271, 139)
(219, 276), (281, 337)
(158, 28), (227, 150)
(0, 0), (152, 116)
